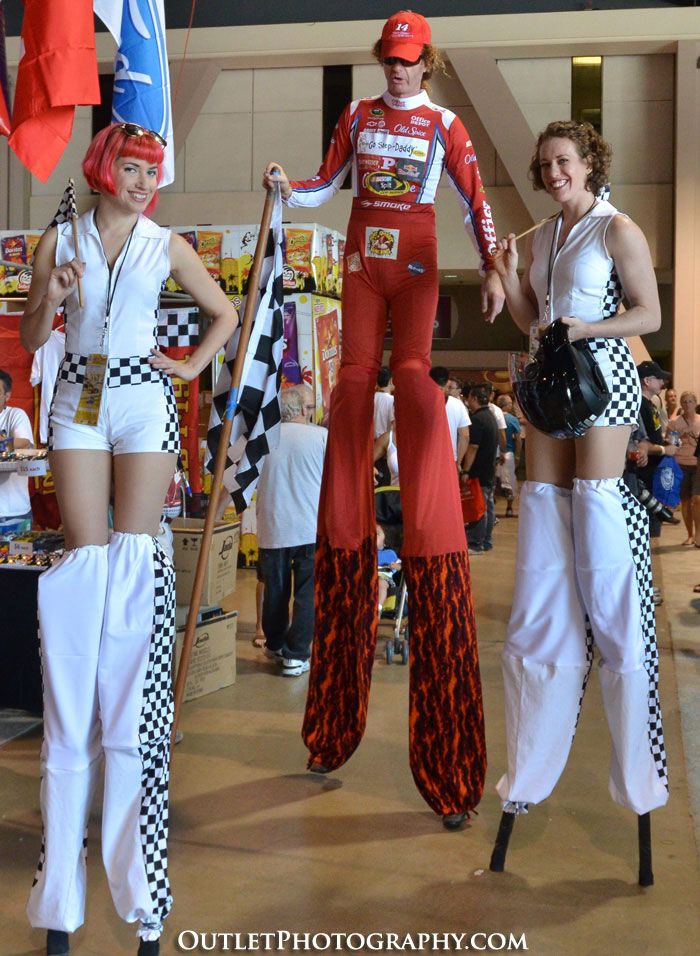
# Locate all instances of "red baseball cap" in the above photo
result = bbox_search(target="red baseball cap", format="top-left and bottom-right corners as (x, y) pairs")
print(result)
(381, 10), (431, 61)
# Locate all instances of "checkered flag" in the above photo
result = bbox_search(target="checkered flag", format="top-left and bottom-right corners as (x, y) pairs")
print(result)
(48, 177), (78, 227)
(205, 195), (284, 514)
(156, 308), (200, 349)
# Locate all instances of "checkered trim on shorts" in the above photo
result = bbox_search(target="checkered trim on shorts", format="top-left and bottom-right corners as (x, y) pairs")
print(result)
(161, 383), (180, 455)
(56, 352), (165, 388)
(107, 356), (164, 388)
(57, 352), (89, 384)
(588, 337), (641, 426)
(618, 480), (668, 787)
(137, 540), (176, 919)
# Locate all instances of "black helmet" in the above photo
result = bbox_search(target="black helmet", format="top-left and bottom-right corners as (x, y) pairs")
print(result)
(509, 320), (610, 439)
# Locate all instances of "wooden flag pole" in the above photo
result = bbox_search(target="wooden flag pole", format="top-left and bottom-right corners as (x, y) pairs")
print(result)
(68, 178), (84, 307)
(513, 213), (558, 242)
(170, 183), (279, 750)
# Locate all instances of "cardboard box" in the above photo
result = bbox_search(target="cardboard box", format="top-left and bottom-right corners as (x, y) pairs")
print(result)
(171, 517), (240, 606)
(174, 609), (238, 702)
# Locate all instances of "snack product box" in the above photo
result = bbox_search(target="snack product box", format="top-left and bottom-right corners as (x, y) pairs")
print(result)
(174, 608), (238, 701)
(171, 517), (240, 605)
(165, 223), (344, 299)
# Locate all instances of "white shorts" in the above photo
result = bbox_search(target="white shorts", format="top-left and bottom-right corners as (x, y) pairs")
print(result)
(48, 353), (180, 455)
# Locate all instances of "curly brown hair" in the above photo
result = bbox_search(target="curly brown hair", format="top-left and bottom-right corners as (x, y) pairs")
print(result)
(529, 121), (612, 195)
(371, 40), (448, 90)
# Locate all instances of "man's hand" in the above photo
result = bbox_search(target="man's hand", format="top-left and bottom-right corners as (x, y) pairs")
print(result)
(481, 269), (505, 324)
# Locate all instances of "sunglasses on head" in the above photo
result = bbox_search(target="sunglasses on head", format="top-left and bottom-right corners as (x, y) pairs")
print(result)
(381, 56), (423, 67)
(111, 122), (167, 148)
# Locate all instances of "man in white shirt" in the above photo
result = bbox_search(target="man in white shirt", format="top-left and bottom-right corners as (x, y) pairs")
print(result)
(488, 386), (508, 457)
(0, 369), (34, 528)
(256, 388), (327, 676)
(373, 366), (394, 439)
(429, 366), (470, 470)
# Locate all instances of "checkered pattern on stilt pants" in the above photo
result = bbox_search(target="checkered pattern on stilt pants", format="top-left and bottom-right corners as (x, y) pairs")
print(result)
(573, 617), (596, 732)
(138, 541), (176, 919)
(618, 480), (668, 787)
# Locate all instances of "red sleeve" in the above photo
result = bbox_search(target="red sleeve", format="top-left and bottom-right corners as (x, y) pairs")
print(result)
(443, 114), (497, 272)
(286, 102), (356, 208)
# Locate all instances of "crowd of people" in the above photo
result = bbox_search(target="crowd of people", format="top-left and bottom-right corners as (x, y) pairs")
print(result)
(6, 7), (698, 954)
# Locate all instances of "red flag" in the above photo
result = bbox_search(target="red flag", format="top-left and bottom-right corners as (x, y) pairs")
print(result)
(0, 1), (11, 136)
(8, 0), (100, 181)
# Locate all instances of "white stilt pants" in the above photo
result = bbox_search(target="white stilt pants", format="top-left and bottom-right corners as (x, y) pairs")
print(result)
(27, 533), (175, 933)
(497, 479), (668, 814)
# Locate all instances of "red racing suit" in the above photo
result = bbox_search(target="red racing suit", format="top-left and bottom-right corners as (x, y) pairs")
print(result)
(287, 88), (497, 275)
(291, 89), (493, 815)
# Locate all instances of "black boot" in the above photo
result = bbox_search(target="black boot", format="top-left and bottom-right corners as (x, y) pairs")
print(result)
(46, 930), (69, 956)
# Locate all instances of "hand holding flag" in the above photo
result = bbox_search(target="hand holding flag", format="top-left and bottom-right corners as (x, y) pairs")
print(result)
(47, 178), (85, 306)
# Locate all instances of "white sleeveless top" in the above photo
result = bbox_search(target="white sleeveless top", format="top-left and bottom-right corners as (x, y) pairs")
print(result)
(55, 209), (171, 358)
(529, 199), (622, 326)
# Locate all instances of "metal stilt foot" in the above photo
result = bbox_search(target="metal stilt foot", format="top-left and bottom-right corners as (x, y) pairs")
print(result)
(490, 810), (516, 872)
(638, 812), (654, 887)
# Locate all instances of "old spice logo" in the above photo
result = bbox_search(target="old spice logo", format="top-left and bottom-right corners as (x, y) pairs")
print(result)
(393, 123), (428, 137)
(368, 229), (395, 256)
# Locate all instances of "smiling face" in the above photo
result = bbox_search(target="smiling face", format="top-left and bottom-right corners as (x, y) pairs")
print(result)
(537, 136), (593, 205)
(382, 57), (425, 98)
(112, 155), (159, 213)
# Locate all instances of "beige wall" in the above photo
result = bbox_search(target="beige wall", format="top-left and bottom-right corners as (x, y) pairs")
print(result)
(1, 9), (698, 382)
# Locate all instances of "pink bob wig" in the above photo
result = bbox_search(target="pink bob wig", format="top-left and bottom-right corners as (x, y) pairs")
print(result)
(82, 124), (165, 217)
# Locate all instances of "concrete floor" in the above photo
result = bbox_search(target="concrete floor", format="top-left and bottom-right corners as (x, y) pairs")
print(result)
(1, 513), (699, 955)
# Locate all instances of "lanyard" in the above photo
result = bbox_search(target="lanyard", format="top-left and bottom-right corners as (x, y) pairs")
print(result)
(543, 198), (598, 325)
(97, 222), (136, 353)
(544, 215), (563, 325)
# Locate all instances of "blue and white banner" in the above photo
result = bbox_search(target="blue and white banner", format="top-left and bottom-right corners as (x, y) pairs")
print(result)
(94, 0), (174, 185)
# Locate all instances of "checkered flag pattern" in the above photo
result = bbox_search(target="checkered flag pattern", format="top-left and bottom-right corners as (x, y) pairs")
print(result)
(206, 195), (284, 514)
(137, 540), (176, 919)
(618, 479), (668, 787)
(156, 308), (200, 349)
(48, 179), (78, 228)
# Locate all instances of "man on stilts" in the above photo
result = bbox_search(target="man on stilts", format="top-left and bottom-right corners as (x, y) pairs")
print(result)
(263, 10), (503, 827)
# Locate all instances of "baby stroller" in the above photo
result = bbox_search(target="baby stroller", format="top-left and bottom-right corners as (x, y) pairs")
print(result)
(375, 484), (409, 665)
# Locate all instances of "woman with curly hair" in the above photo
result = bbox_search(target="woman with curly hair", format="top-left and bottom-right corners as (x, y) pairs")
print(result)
(490, 121), (668, 870)
(263, 10), (503, 827)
